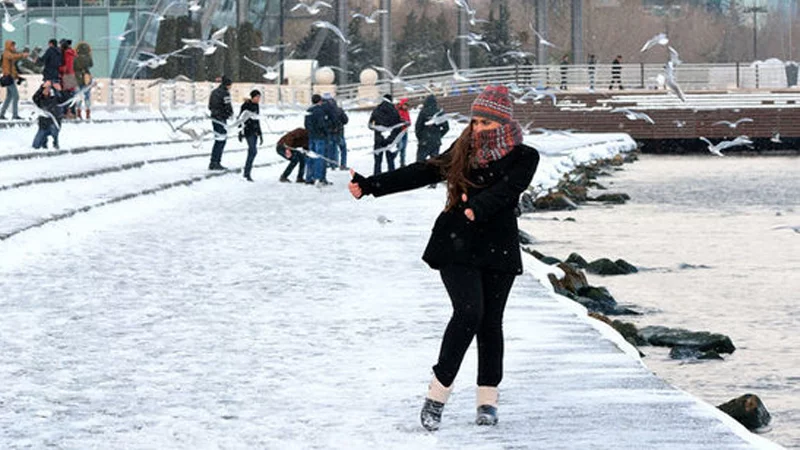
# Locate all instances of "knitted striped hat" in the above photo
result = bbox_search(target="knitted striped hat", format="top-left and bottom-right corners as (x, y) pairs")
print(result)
(471, 85), (513, 124)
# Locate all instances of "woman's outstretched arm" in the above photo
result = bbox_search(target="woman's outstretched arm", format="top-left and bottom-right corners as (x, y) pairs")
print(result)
(350, 150), (452, 198)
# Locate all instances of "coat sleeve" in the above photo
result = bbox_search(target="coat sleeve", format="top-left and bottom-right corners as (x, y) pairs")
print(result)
(466, 148), (540, 223)
(357, 149), (451, 197)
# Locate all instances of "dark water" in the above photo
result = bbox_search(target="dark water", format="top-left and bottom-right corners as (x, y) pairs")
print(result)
(521, 154), (800, 448)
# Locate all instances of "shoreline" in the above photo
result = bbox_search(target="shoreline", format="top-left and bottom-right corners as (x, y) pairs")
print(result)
(519, 150), (785, 447)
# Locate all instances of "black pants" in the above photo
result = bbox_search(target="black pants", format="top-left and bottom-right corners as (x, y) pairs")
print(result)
(244, 135), (258, 178)
(280, 146), (306, 180)
(433, 264), (516, 388)
(210, 121), (227, 165)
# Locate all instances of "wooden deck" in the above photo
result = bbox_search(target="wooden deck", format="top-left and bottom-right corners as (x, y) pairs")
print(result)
(434, 89), (800, 153)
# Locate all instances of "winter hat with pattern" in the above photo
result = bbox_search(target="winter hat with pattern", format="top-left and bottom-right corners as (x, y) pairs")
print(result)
(470, 85), (513, 125)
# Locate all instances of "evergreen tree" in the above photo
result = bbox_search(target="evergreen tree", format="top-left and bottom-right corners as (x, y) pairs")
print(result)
(346, 18), (381, 81)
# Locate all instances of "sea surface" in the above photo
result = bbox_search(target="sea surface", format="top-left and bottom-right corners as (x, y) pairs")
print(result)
(520, 154), (800, 448)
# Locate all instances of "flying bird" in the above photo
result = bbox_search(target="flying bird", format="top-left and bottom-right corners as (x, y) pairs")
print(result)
(446, 49), (470, 82)
(187, 0), (202, 11)
(23, 17), (69, 32)
(502, 50), (535, 60)
(101, 29), (137, 42)
(668, 46), (682, 66)
(243, 56), (284, 81)
(699, 136), (752, 156)
(180, 26), (228, 55)
(425, 111), (460, 126)
(664, 60), (686, 102)
(771, 224), (800, 234)
(312, 20), (350, 44)
(372, 61), (414, 85)
(147, 74), (193, 89)
(771, 132), (782, 143)
(611, 107), (655, 124)
(1, 2), (24, 32)
(350, 9), (387, 24)
(530, 23), (557, 48)
(9, 0), (26, 11)
(453, 0), (487, 26)
(253, 43), (289, 53)
(290, 0), (332, 15)
(640, 33), (669, 52)
(456, 33), (491, 52)
(712, 118), (753, 128)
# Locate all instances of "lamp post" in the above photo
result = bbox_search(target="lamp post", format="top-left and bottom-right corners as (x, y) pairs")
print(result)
(744, 5), (768, 61)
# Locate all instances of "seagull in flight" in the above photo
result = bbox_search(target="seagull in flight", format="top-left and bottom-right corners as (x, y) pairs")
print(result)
(611, 107), (655, 124)
(457, 33), (491, 52)
(181, 26), (229, 55)
(664, 60), (686, 102)
(668, 46), (682, 65)
(291, 0), (332, 15)
(712, 118), (753, 128)
(446, 49), (470, 82)
(530, 23), (557, 48)
(771, 132), (782, 143)
(502, 50), (535, 60)
(23, 17), (69, 32)
(372, 61), (414, 85)
(771, 224), (800, 234)
(351, 9), (387, 24)
(1, 2), (24, 32)
(453, 0), (487, 26)
(425, 111), (460, 126)
(253, 43), (289, 53)
(147, 74), (193, 89)
(312, 21), (350, 44)
(101, 29), (137, 42)
(640, 33), (669, 52)
(243, 56), (283, 81)
(699, 136), (752, 156)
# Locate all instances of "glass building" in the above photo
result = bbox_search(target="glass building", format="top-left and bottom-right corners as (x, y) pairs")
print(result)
(1, 0), (280, 78)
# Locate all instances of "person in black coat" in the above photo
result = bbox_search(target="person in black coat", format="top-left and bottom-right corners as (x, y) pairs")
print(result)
(415, 95), (450, 164)
(610, 55), (623, 90)
(238, 90), (263, 182)
(349, 86), (539, 431)
(303, 94), (331, 184)
(208, 76), (233, 170)
(32, 80), (64, 149)
(40, 39), (61, 83)
(368, 94), (404, 175)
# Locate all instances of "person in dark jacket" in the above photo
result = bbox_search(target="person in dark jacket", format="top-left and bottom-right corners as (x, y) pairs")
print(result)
(208, 76), (233, 170)
(349, 85), (540, 431)
(237, 90), (263, 182)
(368, 94), (404, 175)
(40, 39), (61, 83)
(32, 80), (64, 149)
(324, 94), (349, 169)
(303, 94), (330, 185)
(609, 55), (623, 90)
(415, 95), (450, 163)
(277, 127), (309, 183)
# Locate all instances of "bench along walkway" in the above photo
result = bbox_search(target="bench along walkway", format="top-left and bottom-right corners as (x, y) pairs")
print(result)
(0, 140), (780, 449)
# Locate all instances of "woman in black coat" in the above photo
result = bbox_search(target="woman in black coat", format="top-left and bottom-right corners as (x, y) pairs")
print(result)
(238, 90), (263, 182)
(348, 86), (539, 431)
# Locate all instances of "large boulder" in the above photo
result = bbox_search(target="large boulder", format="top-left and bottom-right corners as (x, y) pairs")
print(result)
(669, 345), (723, 360)
(533, 192), (578, 211)
(718, 394), (771, 431)
(614, 259), (638, 274)
(588, 193), (631, 204)
(565, 252), (589, 268)
(586, 258), (636, 275)
(576, 286), (639, 315)
(556, 262), (589, 294)
(589, 312), (647, 347)
(519, 192), (536, 214)
(561, 184), (588, 202)
(638, 326), (736, 354)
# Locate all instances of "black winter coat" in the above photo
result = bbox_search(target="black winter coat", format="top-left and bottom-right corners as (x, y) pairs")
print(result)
(415, 96), (450, 152)
(33, 86), (63, 129)
(40, 46), (61, 81)
(239, 100), (262, 137)
(369, 99), (403, 148)
(304, 103), (329, 139)
(208, 84), (233, 121)
(357, 143), (540, 274)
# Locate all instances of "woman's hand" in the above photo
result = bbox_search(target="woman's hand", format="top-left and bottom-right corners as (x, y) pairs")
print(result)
(462, 193), (475, 221)
(348, 169), (363, 199)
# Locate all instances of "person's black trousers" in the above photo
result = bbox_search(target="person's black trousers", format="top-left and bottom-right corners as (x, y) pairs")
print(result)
(281, 148), (306, 180)
(244, 135), (258, 178)
(210, 121), (227, 166)
(433, 264), (516, 388)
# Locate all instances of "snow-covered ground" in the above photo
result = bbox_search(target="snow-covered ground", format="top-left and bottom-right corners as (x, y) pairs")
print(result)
(0, 108), (780, 449)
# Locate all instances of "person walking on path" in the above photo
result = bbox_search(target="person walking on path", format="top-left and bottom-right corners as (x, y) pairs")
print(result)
(277, 127), (309, 183)
(414, 94), (450, 188)
(208, 76), (233, 170)
(304, 94), (331, 185)
(40, 39), (62, 84)
(609, 55), (623, 90)
(396, 98), (412, 167)
(587, 54), (596, 91)
(369, 94), (404, 175)
(348, 85), (540, 431)
(31, 80), (64, 149)
(559, 54), (569, 90)
(238, 90), (263, 182)
(73, 42), (93, 120)
(1, 40), (29, 120)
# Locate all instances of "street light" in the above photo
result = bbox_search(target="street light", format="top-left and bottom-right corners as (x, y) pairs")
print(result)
(743, 5), (767, 61)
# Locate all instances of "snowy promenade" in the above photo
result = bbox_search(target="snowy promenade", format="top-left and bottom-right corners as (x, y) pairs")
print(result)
(0, 112), (777, 449)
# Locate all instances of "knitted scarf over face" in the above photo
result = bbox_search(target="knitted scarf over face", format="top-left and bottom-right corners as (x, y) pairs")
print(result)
(472, 121), (523, 168)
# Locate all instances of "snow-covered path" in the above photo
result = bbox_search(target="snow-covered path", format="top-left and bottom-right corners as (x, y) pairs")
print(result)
(0, 113), (775, 449)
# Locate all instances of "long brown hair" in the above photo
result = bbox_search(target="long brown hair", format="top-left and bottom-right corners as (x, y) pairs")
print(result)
(429, 124), (478, 211)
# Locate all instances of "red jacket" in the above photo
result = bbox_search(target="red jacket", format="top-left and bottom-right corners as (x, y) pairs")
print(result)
(397, 98), (411, 130)
(59, 47), (76, 75)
